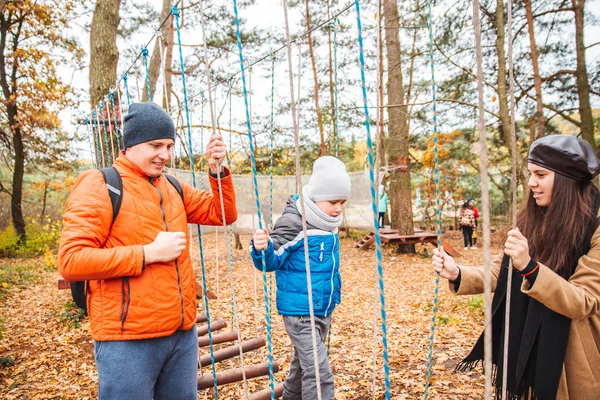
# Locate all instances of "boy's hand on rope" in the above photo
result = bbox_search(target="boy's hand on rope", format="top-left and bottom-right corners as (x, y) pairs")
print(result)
(253, 229), (270, 251)
(143, 231), (187, 264)
(206, 134), (227, 174)
(432, 246), (459, 281)
(504, 228), (531, 271)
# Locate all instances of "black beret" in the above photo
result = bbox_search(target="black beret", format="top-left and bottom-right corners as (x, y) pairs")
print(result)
(123, 102), (175, 149)
(528, 135), (600, 181)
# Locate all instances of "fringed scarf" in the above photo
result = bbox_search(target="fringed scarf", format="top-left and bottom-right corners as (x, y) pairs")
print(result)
(456, 255), (571, 400)
(295, 185), (342, 232)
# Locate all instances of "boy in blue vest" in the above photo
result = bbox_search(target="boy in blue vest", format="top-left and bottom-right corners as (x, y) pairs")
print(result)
(250, 156), (351, 400)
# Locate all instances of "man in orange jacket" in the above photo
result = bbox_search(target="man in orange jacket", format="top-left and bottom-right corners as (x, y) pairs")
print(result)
(58, 102), (237, 399)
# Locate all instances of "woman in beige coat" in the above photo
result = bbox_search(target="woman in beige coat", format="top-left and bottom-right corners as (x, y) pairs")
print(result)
(432, 134), (600, 400)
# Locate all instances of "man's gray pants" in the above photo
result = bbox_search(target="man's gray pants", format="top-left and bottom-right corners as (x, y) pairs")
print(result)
(282, 314), (334, 400)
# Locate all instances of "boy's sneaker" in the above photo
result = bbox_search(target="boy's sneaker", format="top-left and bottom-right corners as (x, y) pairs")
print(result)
(464, 247), (468, 250)
(471, 246), (478, 249)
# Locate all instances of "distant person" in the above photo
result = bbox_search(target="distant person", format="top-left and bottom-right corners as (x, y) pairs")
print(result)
(250, 156), (350, 400)
(378, 184), (388, 228)
(459, 202), (476, 250)
(432, 134), (600, 399)
(467, 197), (480, 245)
(58, 102), (238, 399)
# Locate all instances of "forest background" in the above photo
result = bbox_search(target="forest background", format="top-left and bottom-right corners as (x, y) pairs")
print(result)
(0, 0), (598, 253)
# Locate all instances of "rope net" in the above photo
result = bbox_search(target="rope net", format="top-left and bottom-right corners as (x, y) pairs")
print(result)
(169, 168), (380, 232)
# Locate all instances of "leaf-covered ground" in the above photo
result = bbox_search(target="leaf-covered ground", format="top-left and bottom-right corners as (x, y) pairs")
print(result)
(0, 231), (499, 399)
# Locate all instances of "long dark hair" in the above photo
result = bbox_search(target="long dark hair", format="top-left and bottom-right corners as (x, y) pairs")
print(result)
(515, 174), (600, 279)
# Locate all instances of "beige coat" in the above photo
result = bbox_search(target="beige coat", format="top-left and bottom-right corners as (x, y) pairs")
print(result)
(451, 225), (600, 399)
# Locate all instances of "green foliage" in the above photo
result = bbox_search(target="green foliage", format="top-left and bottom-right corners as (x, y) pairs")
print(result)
(0, 226), (20, 258)
(345, 229), (370, 240)
(0, 259), (48, 304)
(0, 356), (15, 368)
(467, 295), (484, 317)
(437, 315), (460, 325)
(59, 299), (87, 329)
(0, 217), (62, 258)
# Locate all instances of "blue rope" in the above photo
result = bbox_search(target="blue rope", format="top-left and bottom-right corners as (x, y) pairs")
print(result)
(268, 54), (276, 314)
(91, 112), (102, 168)
(424, 0), (441, 397)
(232, 0), (276, 397)
(142, 48), (152, 102)
(99, 103), (112, 165)
(109, 91), (122, 153)
(123, 74), (132, 106)
(172, 6), (219, 396)
(354, 1), (391, 398)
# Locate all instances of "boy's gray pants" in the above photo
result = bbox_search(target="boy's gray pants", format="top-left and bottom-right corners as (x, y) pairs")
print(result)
(282, 314), (334, 400)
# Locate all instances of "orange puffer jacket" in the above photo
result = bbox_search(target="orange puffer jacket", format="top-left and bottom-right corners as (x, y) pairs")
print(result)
(58, 155), (237, 341)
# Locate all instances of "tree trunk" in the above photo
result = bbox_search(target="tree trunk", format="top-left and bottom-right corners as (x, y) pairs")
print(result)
(377, 0), (386, 168)
(383, 0), (413, 251)
(89, 0), (121, 108)
(40, 181), (48, 225)
(143, 0), (172, 103)
(495, 0), (527, 222)
(525, 0), (545, 139)
(305, 0), (326, 156)
(11, 118), (26, 242)
(572, 0), (596, 152)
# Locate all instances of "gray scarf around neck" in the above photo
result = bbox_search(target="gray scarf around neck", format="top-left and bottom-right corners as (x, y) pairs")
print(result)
(296, 186), (342, 232)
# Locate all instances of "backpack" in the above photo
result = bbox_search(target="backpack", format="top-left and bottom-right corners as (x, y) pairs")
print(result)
(70, 167), (184, 314)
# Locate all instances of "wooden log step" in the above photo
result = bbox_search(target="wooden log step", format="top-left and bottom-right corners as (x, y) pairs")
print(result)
(197, 320), (227, 336)
(199, 337), (265, 367)
(197, 361), (280, 390)
(198, 330), (239, 347)
(248, 382), (284, 400)
(57, 277), (70, 290)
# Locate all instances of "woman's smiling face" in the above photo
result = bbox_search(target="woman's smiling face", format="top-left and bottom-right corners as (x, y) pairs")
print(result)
(527, 163), (555, 207)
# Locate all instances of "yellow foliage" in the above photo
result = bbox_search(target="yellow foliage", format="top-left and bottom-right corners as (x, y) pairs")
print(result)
(353, 141), (369, 166)
(421, 130), (460, 168)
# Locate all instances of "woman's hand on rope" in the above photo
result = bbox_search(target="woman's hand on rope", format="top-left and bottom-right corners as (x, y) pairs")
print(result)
(432, 246), (459, 281)
(504, 228), (531, 271)
(206, 133), (227, 174)
(253, 229), (270, 251)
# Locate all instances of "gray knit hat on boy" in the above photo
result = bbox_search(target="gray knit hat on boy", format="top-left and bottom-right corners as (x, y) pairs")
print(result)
(123, 102), (176, 148)
(306, 156), (351, 202)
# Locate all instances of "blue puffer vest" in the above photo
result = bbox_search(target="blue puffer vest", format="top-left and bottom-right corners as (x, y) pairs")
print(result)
(250, 195), (342, 317)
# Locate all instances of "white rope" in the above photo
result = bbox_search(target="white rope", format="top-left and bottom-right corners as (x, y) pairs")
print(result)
(86, 115), (96, 169)
(282, 0), (323, 398)
(472, 0), (493, 398)
(135, 62), (142, 102)
(95, 110), (106, 168)
(372, 2), (383, 398)
(296, 43), (302, 142)
(105, 97), (116, 160)
(502, 0), (519, 398)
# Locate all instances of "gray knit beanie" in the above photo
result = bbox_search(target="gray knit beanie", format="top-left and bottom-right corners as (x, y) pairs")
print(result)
(123, 102), (176, 148)
(306, 156), (351, 202)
